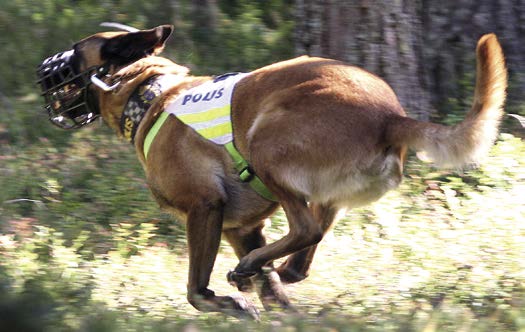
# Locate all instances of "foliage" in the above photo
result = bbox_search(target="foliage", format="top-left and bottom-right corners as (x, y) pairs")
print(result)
(0, 0), (293, 97)
(186, 0), (294, 74)
(1, 122), (524, 330)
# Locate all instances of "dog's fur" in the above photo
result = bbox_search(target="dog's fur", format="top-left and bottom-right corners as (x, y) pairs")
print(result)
(66, 26), (507, 318)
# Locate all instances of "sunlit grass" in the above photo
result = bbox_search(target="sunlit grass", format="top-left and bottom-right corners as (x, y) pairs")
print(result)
(1, 133), (524, 331)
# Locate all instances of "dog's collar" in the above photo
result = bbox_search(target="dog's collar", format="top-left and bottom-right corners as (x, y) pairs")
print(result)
(120, 74), (182, 142)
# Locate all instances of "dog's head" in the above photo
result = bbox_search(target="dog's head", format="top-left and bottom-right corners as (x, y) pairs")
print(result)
(37, 25), (181, 130)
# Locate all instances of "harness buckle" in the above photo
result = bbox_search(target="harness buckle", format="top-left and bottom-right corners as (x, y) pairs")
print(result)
(239, 166), (255, 183)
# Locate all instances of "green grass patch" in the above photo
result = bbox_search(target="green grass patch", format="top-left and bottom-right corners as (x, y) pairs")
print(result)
(1, 125), (524, 330)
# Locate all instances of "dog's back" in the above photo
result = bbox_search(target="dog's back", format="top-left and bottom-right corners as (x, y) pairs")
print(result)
(230, 35), (506, 208)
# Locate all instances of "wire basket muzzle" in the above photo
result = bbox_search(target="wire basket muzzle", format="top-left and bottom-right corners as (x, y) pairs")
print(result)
(36, 50), (99, 129)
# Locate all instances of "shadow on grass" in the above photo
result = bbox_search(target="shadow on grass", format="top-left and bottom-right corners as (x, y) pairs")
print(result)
(1, 264), (524, 332)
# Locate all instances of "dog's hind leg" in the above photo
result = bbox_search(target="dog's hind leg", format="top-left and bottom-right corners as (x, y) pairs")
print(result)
(228, 188), (324, 287)
(276, 203), (339, 284)
(185, 198), (259, 319)
(224, 225), (293, 311)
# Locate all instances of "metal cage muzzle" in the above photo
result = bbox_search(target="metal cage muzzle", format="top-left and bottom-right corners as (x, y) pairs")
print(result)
(36, 49), (100, 129)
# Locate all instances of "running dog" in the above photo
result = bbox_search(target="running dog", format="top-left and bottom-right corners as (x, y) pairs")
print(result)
(36, 25), (507, 318)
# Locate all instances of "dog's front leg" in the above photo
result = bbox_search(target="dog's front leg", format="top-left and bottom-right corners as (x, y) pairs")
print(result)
(185, 199), (259, 319)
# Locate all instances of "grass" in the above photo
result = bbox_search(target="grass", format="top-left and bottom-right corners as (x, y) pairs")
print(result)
(1, 121), (524, 331)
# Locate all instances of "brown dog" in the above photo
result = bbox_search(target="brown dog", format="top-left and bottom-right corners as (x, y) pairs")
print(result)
(36, 25), (507, 318)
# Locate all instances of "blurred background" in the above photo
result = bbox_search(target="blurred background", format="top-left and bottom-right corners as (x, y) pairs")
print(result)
(0, 1), (524, 331)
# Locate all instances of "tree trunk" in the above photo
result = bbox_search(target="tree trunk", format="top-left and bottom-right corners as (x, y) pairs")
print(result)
(294, 0), (525, 120)
(190, 0), (220, 71)
(421, 0), (525, 112)
(295, 0), (433, 120)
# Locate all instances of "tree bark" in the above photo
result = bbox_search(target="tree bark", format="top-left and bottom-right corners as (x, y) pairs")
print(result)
(421, 0), (525, 112)
(294, 0), (525, 120)
(188, 0), (220, 71)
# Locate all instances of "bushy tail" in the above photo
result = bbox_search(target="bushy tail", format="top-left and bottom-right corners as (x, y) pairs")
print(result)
(388, 34), (507, 167)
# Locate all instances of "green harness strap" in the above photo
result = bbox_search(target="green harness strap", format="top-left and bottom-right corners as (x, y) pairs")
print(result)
(143, 112), (278, 202)
(143, 111), (169, 158)
(224, 142), (277, 202)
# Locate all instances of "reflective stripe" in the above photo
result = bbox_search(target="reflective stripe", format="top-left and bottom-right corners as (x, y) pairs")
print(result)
(182, 114), (230, 131)
(194, 122), (231, 140)
(143, 113), (233, 158)
(144, 111), (169, 158)
(176, 105), (230, 123)
(211, 134), (233, 145)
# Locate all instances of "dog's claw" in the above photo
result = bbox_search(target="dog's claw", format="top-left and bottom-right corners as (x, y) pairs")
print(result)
(227, 269), (257, 290)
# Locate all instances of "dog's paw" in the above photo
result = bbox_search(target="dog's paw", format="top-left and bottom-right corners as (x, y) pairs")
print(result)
(230, 274), (255, 293)
(227, 269), (257, 291)
(226, 293), (260, 320)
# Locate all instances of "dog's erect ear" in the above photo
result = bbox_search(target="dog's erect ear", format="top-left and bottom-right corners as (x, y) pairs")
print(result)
(101, 25), (173, 66)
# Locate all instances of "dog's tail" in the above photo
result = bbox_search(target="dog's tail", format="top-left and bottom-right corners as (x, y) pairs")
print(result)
(387, 34), (507, 167)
